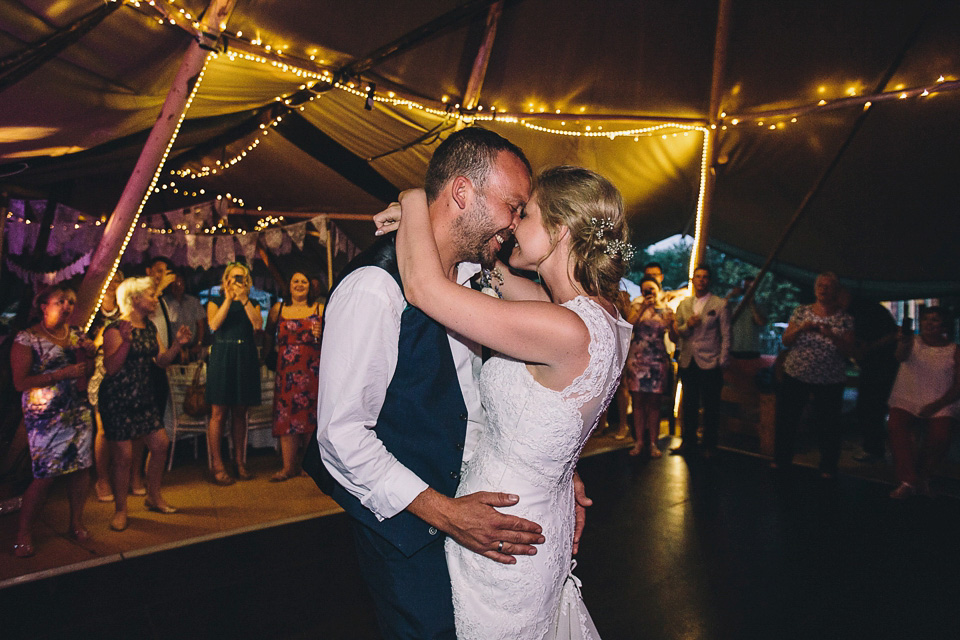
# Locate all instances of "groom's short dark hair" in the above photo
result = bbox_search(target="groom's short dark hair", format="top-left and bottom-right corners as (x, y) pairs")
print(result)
(424, 127), (531, 204)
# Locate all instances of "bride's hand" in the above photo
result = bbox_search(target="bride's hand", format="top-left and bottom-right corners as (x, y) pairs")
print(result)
(373, 201), (401, 236)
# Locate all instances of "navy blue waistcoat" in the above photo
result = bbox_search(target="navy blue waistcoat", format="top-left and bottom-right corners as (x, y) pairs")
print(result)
(304, 234), (468, 557)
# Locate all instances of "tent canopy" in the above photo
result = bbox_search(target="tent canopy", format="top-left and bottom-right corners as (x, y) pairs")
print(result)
(2, 0), (958, 296)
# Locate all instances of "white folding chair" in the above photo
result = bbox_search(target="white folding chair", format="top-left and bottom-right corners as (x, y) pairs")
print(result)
(239, 365), (277, 464)
(165, 363), (211, 471)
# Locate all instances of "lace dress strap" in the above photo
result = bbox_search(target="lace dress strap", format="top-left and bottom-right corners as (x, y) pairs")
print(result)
(559, 297), (621, 410)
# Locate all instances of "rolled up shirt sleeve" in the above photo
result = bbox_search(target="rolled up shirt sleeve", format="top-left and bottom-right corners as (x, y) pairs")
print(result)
(316, 267), (428, 520)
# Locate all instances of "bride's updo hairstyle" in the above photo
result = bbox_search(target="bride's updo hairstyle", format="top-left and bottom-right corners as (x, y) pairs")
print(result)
(534, 166), (632, 302)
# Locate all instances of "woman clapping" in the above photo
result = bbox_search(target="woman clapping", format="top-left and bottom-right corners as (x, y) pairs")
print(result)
(99, 278), (192, 531)
(10, 286), (96, 556)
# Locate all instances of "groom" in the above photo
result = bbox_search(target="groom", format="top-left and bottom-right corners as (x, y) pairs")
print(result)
(308, 127), (546, 639)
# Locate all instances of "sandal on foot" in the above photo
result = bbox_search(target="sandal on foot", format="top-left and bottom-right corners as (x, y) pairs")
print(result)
(235, 465), (254, 481)
(210, 470), (235, 486)
(649, 445), (663, 459)
(145, 499), (178, 514)
(109, 513), (128, 532)
(628, 446), (642, 457)
(95, 483), (114, 502)
(130, 487), (147, 497)
(270, 471), (293, 483)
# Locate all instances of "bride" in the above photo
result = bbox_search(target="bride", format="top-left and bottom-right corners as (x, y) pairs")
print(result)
(393, 166), (633, 639)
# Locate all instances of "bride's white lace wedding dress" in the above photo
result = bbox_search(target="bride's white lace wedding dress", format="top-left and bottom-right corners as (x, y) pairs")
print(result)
(446, 297), (632, 639)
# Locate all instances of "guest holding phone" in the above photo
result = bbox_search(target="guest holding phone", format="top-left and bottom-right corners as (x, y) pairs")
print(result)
(206, 262), (262, 485)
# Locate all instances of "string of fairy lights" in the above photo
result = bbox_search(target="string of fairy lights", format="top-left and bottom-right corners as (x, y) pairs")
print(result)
(54, 0), (955, 309)
(130, 0), (957, 222)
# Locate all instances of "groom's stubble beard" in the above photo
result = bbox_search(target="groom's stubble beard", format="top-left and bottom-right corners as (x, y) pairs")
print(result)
(452, 192), (500, 269)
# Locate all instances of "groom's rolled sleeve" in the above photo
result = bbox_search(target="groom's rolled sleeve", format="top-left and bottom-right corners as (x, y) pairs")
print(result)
(317, 267), (428, 521)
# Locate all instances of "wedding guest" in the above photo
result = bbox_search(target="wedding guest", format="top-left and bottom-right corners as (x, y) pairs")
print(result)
(144, 257), (177, 349)
(265, 272), (323, 481)
(886, 307), (960, 498)
(626, 276), (677, 457)
(206, 262), (262, 485)
(10, 285), (96, 556)
(99, 277), (192, 531)
(726, 275), (768, 360)
(672, 265), (731, 455)
(163, 272), (207, 363)
(600, 289), (632, 439)
(848, 297), (899, 463)
(87, 269), (127, 503)
(773, 272), (854, 478)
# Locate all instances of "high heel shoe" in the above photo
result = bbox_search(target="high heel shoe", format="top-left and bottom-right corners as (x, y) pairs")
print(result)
(70, 527), (91, 542)
(144, 499), (178, 514)
(234, 464), (254, 481)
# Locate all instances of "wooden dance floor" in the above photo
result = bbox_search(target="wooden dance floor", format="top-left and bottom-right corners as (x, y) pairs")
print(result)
(4, 435), (960, 640)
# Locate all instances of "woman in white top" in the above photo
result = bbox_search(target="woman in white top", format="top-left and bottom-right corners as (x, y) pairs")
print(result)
(887, 306), (960, 498)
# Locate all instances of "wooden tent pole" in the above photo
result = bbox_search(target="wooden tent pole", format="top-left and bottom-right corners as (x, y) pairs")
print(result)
(0, 1), (123, 92)
(689, 0), (732, 280)
(73, 0), (238, 329)
(463, 1), (503, 110)
(325, 218), (334, 291)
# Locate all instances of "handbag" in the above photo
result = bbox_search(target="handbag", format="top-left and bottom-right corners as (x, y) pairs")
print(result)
(182, 361), (209, 418)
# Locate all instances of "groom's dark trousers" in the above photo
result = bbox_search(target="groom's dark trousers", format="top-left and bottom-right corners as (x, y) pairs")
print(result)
(305, 235), (468, 639)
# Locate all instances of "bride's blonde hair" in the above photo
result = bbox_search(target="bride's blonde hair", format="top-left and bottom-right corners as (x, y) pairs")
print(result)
(534, 166), (631, 302)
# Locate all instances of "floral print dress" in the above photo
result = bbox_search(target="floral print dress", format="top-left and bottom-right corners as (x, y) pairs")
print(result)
(625, 309), (671, 394)
(15, 328), (93, 478)
(272, 308), (322, 436)
(98, 322), (165, 441)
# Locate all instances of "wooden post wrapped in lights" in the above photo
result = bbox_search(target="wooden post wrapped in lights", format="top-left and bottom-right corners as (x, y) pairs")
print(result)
(73, 0), (239, 330)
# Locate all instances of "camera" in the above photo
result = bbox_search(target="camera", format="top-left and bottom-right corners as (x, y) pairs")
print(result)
(233, 275), (244, 284)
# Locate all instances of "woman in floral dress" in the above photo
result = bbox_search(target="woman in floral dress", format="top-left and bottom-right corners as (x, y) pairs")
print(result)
(10, 285), (96, 556)
(625, 276), (677, 457)
(99, 277), (192, 532)
(266, 272), (323, 481)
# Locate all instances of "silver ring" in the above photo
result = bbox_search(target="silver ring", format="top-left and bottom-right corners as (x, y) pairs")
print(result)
(497, 541), (504, 552)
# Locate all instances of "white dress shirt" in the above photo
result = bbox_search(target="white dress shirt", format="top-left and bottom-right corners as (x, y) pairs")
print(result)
(316, 263), (485, 522)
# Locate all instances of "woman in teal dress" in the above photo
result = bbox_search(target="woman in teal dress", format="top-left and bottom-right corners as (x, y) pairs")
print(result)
(10, 285), (96, 557)
(206, 262), (262, 485)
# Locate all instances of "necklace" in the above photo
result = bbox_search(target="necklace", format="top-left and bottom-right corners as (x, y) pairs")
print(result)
(40, 323), (69, 342)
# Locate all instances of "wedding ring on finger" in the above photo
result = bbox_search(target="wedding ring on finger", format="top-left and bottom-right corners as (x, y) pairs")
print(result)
(497, 541), (504, 552)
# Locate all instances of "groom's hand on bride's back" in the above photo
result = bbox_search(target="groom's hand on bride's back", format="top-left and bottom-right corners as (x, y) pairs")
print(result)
(408, 488), (545, 565)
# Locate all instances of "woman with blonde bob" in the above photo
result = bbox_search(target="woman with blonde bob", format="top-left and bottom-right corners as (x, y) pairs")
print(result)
(206, 262), (262, 485)
(391, 165), (633, 639)
(99, 277), (192, 531)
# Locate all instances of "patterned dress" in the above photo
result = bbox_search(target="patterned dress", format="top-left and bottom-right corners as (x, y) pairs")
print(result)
(15, 328), (93, 478)
(272, 307), (322, 436)
(98, 322), (165, 441)
(625, 308), (671, 394)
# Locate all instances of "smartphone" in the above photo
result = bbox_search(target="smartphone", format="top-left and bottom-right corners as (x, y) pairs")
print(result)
(901, 317), (912, 335)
